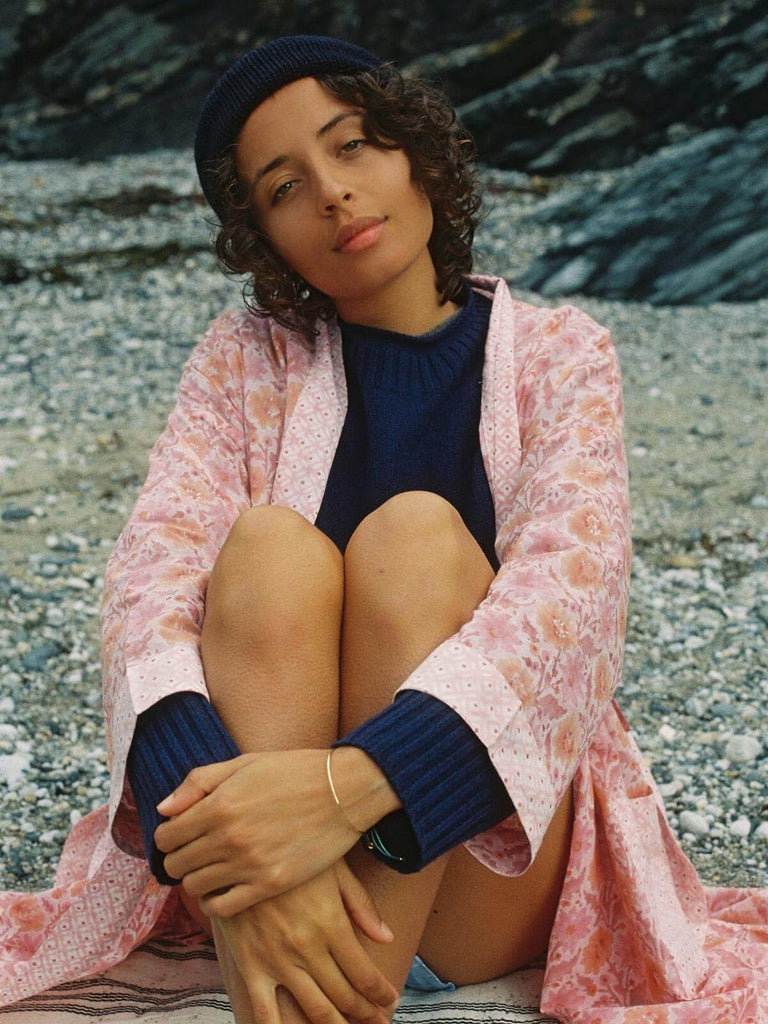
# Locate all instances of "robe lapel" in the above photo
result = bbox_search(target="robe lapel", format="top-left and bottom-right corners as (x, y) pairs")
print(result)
(270, 275), (520, 542)
(270, 318), (348, 521)
(469, 274), (522, 548)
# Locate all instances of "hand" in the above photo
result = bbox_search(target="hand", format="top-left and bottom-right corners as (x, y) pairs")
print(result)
(211, 859), (400, 1024)
(154, 749), (375, 916)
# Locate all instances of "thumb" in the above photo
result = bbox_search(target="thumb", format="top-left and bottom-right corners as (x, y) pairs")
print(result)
(156, 756), (246, 815)
(335, 860), (394, 944)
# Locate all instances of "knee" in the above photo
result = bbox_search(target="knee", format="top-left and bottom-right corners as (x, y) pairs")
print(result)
(205, 506), (343, 625)
(219, 505), (342, 572)
(346, 491), (465, 564)
(224, 505), (311, 549)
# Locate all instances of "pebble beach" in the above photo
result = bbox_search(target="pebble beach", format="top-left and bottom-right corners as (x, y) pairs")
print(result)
(1, 150), (766, 893)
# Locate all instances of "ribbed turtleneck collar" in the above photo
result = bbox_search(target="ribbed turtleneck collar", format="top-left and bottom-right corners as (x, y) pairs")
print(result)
(338, 282), (491, 393)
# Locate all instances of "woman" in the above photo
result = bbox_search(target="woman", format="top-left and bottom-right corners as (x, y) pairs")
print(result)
(2, 32), (767, 1024)
(127, 36), (579, 1022)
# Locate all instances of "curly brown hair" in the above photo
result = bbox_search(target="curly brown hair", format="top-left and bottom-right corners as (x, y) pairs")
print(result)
(203, 62), (483, 336)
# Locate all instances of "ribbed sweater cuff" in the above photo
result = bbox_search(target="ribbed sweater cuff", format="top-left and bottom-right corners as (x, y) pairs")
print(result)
(126, 691), (241, 885)
(332, 689), (515, 873)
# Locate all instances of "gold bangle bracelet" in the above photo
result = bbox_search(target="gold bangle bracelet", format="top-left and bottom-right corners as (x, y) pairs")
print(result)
(326, 748), (365, 835)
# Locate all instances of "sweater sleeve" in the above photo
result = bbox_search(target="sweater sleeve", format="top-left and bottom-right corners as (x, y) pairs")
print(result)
(130, 687), (512, 881)
(126, 691), (241, 885)
(332, 689), (515, 874)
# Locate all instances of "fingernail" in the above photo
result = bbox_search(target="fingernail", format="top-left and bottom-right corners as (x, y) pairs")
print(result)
(156, 795), (173, 812)
(381, 921), (394, 941)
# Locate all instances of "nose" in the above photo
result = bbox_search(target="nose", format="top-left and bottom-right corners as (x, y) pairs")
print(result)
(315, 164), (352, 212)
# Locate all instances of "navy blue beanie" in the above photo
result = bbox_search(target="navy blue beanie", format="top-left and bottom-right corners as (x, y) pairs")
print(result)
(194, 35), (384, 222)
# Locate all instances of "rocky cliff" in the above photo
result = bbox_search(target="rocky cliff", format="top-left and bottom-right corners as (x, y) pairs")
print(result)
(1, 0), (766, 302)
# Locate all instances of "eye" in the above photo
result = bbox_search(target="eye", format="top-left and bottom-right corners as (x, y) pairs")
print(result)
(270, 180), (295, 205)
(340, 138), (365, 154)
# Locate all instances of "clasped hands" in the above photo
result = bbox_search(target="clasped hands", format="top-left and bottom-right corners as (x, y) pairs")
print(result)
(155, 749), (366, 918)
(154, 748), (401, 1024)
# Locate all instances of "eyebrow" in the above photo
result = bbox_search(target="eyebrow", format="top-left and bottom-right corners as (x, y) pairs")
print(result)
(250, 111), (362, 190)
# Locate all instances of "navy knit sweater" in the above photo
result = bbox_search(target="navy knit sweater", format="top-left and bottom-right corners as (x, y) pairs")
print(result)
(127, 283), (516, 885)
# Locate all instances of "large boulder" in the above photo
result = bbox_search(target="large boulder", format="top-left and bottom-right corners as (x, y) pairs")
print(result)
(516, 115), (768, 303)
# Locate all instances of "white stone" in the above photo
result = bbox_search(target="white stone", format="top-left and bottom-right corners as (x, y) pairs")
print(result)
(730, 817), (752, 838)
(65, 576), (90, 590)
(724, 735), (763, 763)
(63, 532), (89, 550)
(0, 753), (30, 790)
(754, 822), (768, 841)
(659, 778), (684, 798)
(679, 810), (709, 836)
(659, 724), (677, 742)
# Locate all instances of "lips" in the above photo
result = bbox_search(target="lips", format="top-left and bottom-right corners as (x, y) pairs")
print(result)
(333, 216), (386, 251)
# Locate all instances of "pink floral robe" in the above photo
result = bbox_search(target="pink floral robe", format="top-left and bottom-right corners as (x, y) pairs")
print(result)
(1, 275), (766, 1022)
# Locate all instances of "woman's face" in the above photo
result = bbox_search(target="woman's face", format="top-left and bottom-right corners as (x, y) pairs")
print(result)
(234, 76), (437, 320)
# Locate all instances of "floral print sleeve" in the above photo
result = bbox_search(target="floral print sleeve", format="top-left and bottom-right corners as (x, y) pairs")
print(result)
(100, 310), (284, 856)
(392, 301), (632, 876)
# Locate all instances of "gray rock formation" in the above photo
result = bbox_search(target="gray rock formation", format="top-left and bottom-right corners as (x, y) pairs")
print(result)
(1, 0), (766, 303)
(2, 0), (750, 163)
(516, 115), (768, 303)
(456, 0), (767, 172)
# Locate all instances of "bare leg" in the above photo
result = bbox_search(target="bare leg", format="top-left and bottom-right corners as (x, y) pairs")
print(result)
(184, 495), (573, 1020)
(193, 504), (346, 1023)
(338, 493), (573, 987)
(337, 492), (497, 994)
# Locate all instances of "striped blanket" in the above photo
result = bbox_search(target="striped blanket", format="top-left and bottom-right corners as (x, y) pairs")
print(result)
(0, 938), (557, 1023)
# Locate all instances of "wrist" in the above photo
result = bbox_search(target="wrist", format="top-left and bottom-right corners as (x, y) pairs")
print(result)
(328, 746), (401, 832)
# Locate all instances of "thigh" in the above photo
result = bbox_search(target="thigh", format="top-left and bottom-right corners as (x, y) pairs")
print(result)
(416, 780), (575, 985)
(201, 504), (344, 752)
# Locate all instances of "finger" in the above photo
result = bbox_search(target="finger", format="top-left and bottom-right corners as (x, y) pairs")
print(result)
(198, 882), (264, 920)
(241, 978), (283, 1024)
(331, 930), (400, 1010)
(179, 859), (245, 900)
(156, 757), (245, 816)
(335, 860), (394, 945)
(155, 798), (222, 853)
(161, 832), (228, 879)
(155, 782), (206, 818)
(287, 964), (374, 1024)
(199, 859), (296, 915)
(211, 918), (262, 1024)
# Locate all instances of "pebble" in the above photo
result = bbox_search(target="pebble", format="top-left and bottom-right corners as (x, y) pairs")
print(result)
(729, 817), (752, 837)
(0, 754), (31, 790)
(679, 811), (710, 836)
(710, 702), (738, 718)
(684, 696), (707, 717)
(724, 735), (763, 764)
(20, 642), (62, 672)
